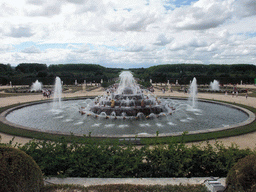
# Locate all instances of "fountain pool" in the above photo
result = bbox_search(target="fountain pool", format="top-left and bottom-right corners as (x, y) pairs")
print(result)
(3, 72), (254, 137)
(4, 98), (251, 137)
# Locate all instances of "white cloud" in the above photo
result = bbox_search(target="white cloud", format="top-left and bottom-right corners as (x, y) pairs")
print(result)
(0, 0), (256, 66)
(0, 44), (14, 52)
(0, 2), (16, 16)
(21, 45), (41, 53)
(235, 0), (256, 18)
(106, 10), (159, 32)
(65, 0), (87, 5)
(166, 0), (234, 30)
(72, 44), (90, 53)
(153, 34), (173, 46)
(125, 45), (144, 52)
(7, 26), (34, 38)
(26, 0), (44, 5)
(25, 1), (63, 17)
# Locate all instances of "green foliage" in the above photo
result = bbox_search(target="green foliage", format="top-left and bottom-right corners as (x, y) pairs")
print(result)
(137, 80), (151, 88)
(48, 64), (104, 73)
(15, 63), (47, 74)
(131, 64), (256, 84)
(0, 63), (123, 85)
(0, 145), (44, 192)
(226, 154), (256, 192)
(1, 63), (256, 85)
(0, 64), (12, 74)
(48, 64), (123, 84)
(101, 81), (115, 88)
(15, 136), (253, 178)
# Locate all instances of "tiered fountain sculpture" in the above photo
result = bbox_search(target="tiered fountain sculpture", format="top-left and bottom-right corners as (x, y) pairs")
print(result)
(79, 71), (175, 119)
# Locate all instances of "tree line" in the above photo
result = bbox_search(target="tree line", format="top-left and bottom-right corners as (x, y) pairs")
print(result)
(130, 64), (256, 85)
(0, 63), (255, 86)
(0, 63), (123, 86)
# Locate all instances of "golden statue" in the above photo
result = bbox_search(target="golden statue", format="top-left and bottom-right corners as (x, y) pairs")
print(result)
(111, 99), (115, 108)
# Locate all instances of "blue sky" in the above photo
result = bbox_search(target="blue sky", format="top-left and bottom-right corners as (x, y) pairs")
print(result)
(1, 0), (256, 68)
(165, 0), (198, 8)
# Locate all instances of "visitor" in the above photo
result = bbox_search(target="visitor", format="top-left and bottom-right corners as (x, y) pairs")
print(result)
(42, 89), (51, 98)
(246, 93), (248, 99)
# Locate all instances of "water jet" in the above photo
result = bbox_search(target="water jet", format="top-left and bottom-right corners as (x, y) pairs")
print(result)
(210, 80), (220, 91)
(31, 80), (43, 92)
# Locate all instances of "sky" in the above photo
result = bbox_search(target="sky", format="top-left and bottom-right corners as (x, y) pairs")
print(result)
(1, 0), (256, 68)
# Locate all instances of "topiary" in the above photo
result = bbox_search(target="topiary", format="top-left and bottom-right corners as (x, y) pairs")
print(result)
(0, 145), (44, 192)
(226, 154), (256, 192)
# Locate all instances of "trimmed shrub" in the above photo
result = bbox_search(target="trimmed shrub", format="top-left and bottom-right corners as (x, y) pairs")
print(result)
(16, 137), (252, 178)
(0, 145), (44, 192)
(226, 154), (256, 192)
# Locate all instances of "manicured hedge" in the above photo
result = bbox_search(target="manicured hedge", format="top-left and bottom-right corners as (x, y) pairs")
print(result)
(226, 154), (256, 191)
(0, 145), (44, 192)
(12, 136), (254, 178)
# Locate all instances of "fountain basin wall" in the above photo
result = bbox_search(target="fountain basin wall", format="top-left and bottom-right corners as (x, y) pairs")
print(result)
(1, 98), (255, 138)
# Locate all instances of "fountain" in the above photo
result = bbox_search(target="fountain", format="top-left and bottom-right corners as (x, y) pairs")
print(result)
(31, 80), (43, 91)
(4, 71), (253, 137)
(80, 71), (174, 119)
(188, 77), (197, 109)
(210, 80), (220, 91)
(53, 77), (62, 108)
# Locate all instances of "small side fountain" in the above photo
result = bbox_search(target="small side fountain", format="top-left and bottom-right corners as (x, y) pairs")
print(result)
(31, 80), (43, 91)
(210, 80), (220, 91)
(53, 77), (62, 108)
(188, 77), (198, 109)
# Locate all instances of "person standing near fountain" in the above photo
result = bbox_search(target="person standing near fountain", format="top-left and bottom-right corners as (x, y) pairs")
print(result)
(42, 89), (51, 98)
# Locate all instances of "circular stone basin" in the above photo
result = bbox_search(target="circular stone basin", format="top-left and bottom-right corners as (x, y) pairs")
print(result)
(3, 98), (254, 137)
